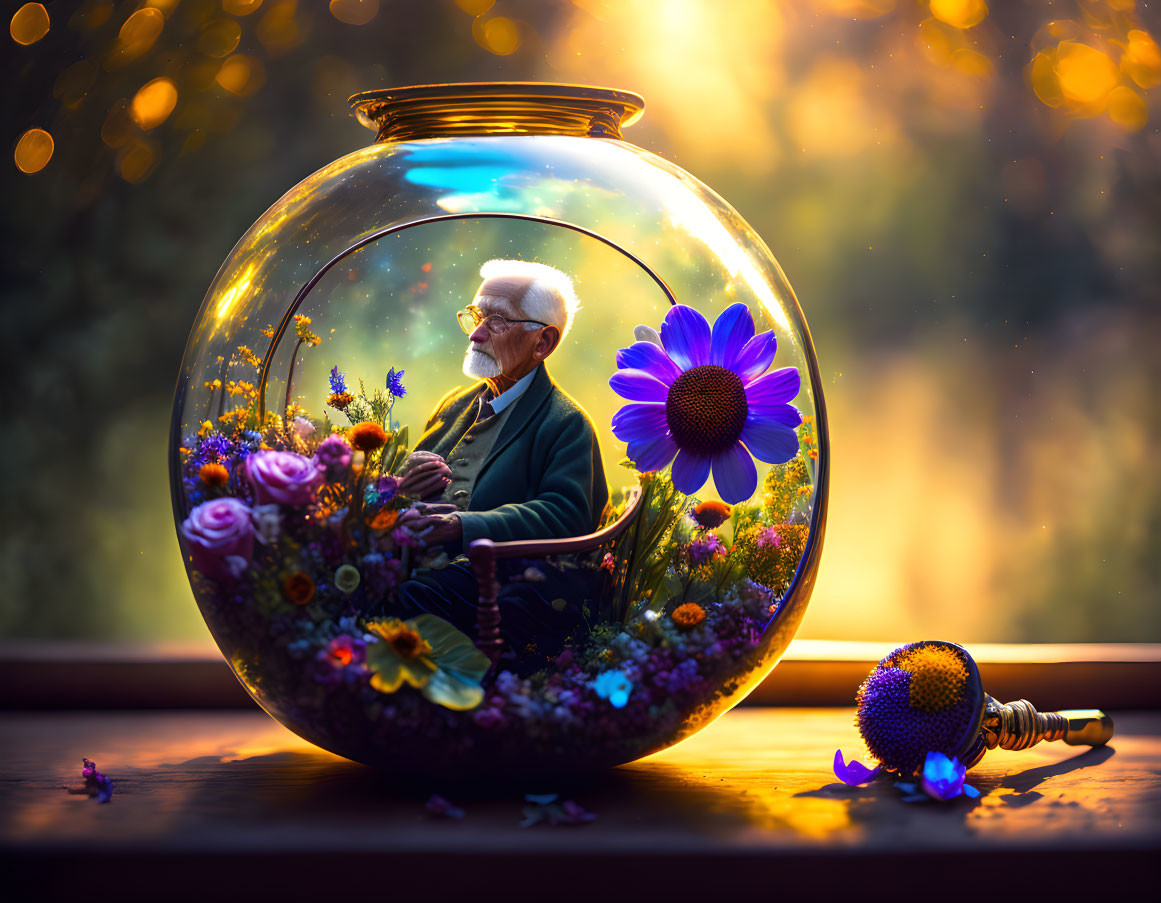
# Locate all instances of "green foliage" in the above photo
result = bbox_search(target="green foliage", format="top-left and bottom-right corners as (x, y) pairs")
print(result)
(605, 463), (690, 624)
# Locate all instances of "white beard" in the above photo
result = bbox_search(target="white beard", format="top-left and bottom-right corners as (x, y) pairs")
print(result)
(463, 347), (501, 379)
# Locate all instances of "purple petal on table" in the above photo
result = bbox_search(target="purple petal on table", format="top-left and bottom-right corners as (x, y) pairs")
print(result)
(610, 369), (671, 403)
(710, 303), (755, 370)
(660, 305), (711, 371)
(711, 442), (758, 504)
(833, 749), (881, 787)
(616, 342), (683, 385)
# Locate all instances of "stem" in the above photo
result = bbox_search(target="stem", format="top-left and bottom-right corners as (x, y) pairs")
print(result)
(283, 338), (304, 425)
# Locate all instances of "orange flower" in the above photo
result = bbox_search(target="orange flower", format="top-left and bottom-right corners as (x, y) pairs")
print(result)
(327, 391), (353, 411)
(348, 422), (388, 453)
(282, 572), (315, 605)
(691, 499), (731, 529)
(198, 462), (230, 487)
(367, 508), (399, 531)
(671, 602), (706, 629)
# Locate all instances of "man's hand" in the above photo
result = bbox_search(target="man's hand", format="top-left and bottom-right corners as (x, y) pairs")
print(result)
(397, 451), (452, 499)
(396, 507), (462, 545)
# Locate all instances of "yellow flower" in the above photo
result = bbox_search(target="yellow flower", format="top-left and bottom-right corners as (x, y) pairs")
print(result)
(364, 615), (491, 710)
(293, 314), (321, 346)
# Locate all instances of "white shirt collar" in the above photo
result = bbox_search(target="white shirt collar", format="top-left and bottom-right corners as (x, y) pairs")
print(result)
(488, 364), (540, 414)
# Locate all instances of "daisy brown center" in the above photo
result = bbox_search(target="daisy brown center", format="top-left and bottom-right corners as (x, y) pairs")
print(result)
(666, 365), (748, 455)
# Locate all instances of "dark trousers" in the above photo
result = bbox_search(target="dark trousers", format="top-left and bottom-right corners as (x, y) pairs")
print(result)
(391, 558), (599, 669)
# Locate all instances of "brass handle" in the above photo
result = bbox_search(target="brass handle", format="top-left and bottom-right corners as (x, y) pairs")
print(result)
(980, 697), (1113, 752)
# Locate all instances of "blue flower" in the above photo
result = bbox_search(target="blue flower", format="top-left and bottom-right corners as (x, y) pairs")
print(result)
(610, 303), (802, 504)
(591, 669), (633, 708)
(833, 749), (881, 786)
(386, 367), (406, 398)
(920, 751), (979, 801)
(329, 366), (348, 395)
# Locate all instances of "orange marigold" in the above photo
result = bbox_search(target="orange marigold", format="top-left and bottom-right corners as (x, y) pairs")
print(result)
(367, 508), (399, 531)
(348, 421), (388, 452)
(198, 462), (229, 487)
(671, 602), (706, 629)
(282, 572), (315, 605)
(691, 499), (731, 529)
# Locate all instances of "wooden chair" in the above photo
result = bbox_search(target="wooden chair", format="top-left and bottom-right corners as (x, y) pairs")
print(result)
(467, 487), (644, 663)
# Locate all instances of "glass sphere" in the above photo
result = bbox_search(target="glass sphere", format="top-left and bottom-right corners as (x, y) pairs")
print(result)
(170, 84), (829, 777)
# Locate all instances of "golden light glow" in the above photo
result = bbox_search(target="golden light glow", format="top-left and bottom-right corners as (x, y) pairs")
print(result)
(1056, 42), (1119, 108)
(329, 0), (379, 26)
(476, 16), (521, 55)
(14, 128), (53, 174)
(456, 0), (495, 15)
(1122, 29), (1161, 88)
(258, 0), (302, 54)
(54, 59), (99, 109)
(929, 0), (987, 30)
(118, 138), (158, 183)
(198, 18), (242, 58)
(146, 0), (180, 16)
(787, 58), (899, 157)
(100, 99), (132, 148)
(10, 3), (49, 45)
(223, 0), (264, 15)
(109, 7), (165, 67)
(814, 0), (896, 17)
(69, 2), (112, 30)
(549, 0), (784, 174)
(214, 262), (257, 321)
(1107, 84), (1147, 130)
(130, 77), (179, 129)
(216, 54), (266, 97)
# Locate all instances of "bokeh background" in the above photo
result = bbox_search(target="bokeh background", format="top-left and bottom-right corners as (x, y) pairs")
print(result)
(3, 0), (1159, 646)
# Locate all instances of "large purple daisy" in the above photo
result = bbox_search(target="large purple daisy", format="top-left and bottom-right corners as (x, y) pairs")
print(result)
(610, 303), (802, 504)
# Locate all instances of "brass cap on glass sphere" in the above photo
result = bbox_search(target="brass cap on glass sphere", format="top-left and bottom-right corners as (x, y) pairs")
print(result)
(349, 81), (646, 142)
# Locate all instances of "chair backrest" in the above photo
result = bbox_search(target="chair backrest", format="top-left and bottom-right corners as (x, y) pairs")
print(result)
(476, 487), (644, 559)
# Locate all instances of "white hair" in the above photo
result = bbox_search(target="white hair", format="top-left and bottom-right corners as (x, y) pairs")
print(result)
(476, 258), (581, 339)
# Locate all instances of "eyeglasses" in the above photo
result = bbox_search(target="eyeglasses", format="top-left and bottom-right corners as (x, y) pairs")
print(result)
(457, 304), (547, 336)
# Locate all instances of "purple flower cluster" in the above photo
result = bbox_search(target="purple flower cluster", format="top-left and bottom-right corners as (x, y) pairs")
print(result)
(329, 365), (348, 395)
(81, 757), (114, 803)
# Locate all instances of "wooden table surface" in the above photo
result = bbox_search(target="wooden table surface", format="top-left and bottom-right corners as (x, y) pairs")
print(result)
(2, 707), (1158, 901)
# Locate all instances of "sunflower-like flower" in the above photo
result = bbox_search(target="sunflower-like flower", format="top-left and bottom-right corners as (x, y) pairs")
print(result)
(327, 391), (354, 411)
(364, 614), (491, 710)
(610, 303), (802, 504)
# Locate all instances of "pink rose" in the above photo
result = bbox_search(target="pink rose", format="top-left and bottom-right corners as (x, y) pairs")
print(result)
(180, 497), (255, 581)
(245, 449), (323, 506)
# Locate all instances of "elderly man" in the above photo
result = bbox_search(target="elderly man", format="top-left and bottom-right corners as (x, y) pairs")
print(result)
(388, 259), (609, 660)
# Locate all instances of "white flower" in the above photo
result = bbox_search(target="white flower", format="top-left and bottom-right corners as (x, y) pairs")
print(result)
(523, 567), (546, 582)
(292, 416), (316, 440)
(250, 504), (281, 544)
(345, 396), (374, 424)
(633, 324), (663, 346)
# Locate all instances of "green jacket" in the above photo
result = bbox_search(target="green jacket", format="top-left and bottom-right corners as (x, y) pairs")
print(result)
(415, 365), (609, 549)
